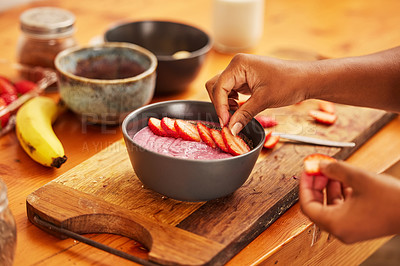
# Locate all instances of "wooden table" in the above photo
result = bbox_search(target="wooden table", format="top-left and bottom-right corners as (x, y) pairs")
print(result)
(1, 0), (400, 265)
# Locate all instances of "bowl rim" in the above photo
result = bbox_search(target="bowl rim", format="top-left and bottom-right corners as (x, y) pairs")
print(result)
(122, 100), (265, 163)
(54, 42), (158, 84)
(104, 20), (213, 62)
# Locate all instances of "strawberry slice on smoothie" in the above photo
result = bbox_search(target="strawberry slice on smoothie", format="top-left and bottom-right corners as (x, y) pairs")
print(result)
(175, 119), (201, 142)
(221, 127), (250, 156)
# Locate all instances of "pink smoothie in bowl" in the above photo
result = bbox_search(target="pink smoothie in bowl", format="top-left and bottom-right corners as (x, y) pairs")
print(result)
(121, 100), (265, 202)
(132, 126), (233, 160)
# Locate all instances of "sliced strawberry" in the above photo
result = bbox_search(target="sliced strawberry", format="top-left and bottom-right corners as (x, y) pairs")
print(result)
(264, 130), (272, 141)
(210, 128), (229, 153)
(14, 80), (37, 95)
(0, 98), (10, 129)
(161, 117), (179, 138)
(148, 117), (167, 136)
(174, 119), (201, 142)
(263, 135), (280, 149)
(0, 78), (16, 95)
(303, 153), (337, 175)
(221, 127), (250, 156)
(255, 115), (278, 128)
(1, 93), (18, 105)
(197, 122), (217, 149)
(0, 78), (18, 105)
(319, 101), (335, 114)
(0, 76), (11, 82)
(309, 110), (337, 125)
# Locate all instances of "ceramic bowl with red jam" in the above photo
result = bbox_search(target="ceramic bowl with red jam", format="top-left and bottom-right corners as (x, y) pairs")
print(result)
(55, 42), (157, 125)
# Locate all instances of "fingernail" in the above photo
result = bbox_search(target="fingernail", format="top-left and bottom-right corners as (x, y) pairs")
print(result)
(219, 118), (224, 128)
(231, 122), (243, 136)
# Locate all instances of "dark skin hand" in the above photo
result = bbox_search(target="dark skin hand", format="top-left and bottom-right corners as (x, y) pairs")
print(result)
(206, 47), (400, 135)
(300, 161), (400, 244)
(206, 54), (307, 134)
(206, 46), (400, 243)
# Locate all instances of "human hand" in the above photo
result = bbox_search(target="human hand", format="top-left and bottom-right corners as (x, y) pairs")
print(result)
(206, 53), (309, 135)
(299, 160), (400, 244)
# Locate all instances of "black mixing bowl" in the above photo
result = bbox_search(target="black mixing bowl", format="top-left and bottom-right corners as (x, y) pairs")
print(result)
(105, 20), (212, 95)
(122, 100), (265, 201)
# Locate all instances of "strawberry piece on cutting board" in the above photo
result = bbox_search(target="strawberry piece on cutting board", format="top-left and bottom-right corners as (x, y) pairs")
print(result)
(318, 101), (335, 114)
(255, 115), (278, 128)
(309, 110), (337, 125)
(263, 131), (280, 149)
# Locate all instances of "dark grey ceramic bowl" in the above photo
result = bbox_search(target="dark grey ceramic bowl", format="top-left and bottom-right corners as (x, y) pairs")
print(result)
(55, 42), (157, 125)
(122, 100), (265, 202)
(104, 20), (212, 95)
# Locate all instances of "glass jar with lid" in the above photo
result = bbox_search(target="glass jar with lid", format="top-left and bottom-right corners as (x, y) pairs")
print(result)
(0, 178), (16, 266)
(17, 7), (78, 70)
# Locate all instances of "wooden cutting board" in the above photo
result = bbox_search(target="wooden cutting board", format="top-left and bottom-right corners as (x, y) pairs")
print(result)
(26, 100), (396, 265)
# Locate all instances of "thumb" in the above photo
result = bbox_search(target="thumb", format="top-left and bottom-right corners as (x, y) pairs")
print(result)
(228, 96), (264, 135)
(319, 160), (367, 188)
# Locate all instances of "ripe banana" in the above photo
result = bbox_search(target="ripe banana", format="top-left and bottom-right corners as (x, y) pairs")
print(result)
(16, 96), (67, 168)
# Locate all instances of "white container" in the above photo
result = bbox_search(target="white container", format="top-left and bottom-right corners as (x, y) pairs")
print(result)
(212, 0), (264, 53)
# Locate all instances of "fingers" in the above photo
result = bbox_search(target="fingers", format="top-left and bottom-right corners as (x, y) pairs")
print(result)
(300, 160), (386, 240)
(299, 173), (325, 203)
(206, 54), (257, 130)
(304, 160), (376, 207)
(326, 179), (344, 205)
(205, 74), (231, 127)
(307, 160), (358, 205)
(319, 160), (370, 190)
(228, 97), (265, 135)
(205, 74), (219, 101)
(312, 175), (329, 190)
(299, 172), (331, 225)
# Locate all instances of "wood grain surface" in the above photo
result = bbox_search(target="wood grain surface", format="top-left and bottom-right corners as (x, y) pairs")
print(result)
(26, 100), (395, 265)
